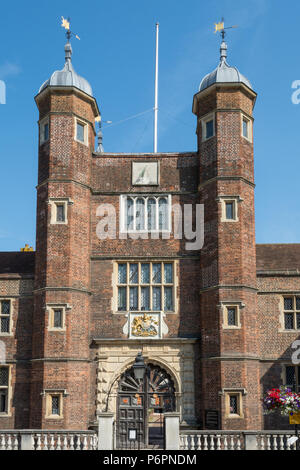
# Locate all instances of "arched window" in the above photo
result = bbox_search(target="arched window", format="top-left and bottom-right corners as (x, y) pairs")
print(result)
(147, 198), (156, 231)
(158, 198), (168, 230)
(135, 198), (145, 230)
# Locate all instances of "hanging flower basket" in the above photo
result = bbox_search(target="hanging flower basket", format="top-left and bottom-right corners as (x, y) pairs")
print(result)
(262, 386), (300, 417)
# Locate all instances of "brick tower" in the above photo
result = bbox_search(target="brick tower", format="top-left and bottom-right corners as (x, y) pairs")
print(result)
(193, 37), (262, 429)
(31, 40), (100, 429)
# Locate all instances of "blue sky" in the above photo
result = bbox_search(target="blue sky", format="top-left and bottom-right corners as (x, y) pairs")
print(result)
(0, 0), (299, 251)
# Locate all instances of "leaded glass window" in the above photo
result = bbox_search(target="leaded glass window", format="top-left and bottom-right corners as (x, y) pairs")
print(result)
(122, 195), (171, 232)
(0, 300), (11, 334)
(0, 367), (9, 414)
(229, 395), (238, 414)
(284, 296), (300, 330)
(116, 262), (175, 312)
(285, 366), (300, 392)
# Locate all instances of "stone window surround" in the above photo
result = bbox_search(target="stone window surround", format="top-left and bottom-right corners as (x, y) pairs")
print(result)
(200, 111), (215, 142)
(112, 260), (178, 315)
(216, 195), (243, 222)
(46, 303), (72, 332)
(220, 388), (246, 419)
(0, 298), (13, 337)
(0, 365), (12, 417)
(119, 194), (172, 234)
(42, 389), (68, 419)
(74, 116), (89, 146)
(39, 115), (49, 145)
(48, 197), (74, 225)
(241, 112), (253, 143)
(219, 301), (245, 329)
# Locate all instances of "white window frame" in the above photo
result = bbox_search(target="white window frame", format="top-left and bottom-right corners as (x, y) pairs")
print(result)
(113, 260), (178, 314)
(0, 299), (13, 336)
(40, 116), (49, 145)
(241, 113), (253, 143)
(74, 117), (88, 146)
(48, 198), (73, 225)
(201, 112), (215, 142)
(120, 195), (172, 233)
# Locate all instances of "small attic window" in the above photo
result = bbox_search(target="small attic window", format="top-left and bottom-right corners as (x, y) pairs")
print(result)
(241, 114), (252, 142)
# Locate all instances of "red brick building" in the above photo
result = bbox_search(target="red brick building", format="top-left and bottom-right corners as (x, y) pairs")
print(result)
(0, 36), (299, 439)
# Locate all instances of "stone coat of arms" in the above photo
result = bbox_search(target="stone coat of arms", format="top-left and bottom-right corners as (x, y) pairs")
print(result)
(131, 313), (159, 337)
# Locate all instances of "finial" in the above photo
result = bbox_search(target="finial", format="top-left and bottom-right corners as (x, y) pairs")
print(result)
(96, 117), (104, 153)
(214, 18), (238, 63)
(21, 244), (34, 252)
(61, 17), (80, 43)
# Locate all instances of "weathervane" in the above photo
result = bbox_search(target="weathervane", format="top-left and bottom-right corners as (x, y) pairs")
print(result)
(214, 18), (238, 40)
(61, 17), (80, 42)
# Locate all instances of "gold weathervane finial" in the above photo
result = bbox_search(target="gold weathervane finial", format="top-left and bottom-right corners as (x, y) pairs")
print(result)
(61, 16), (80, 41)
(214, 18), (238, 40)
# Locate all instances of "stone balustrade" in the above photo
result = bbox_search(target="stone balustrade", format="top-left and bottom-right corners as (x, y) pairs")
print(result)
(0, 430), (97, 450)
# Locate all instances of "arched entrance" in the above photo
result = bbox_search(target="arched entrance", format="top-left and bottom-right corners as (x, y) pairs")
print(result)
(116, 363), (176, 449)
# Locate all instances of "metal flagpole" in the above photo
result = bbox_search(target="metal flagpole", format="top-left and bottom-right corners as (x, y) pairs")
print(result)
(154, 23), (159, 153)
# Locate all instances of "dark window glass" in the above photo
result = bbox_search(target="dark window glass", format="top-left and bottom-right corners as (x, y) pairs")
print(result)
(56, 204), (65, 222)
(0, 392), (7, 413)
(229, 395), (238, 414)
(51, 396), (60, 415)
(44, 123), (49, 141)
(284, 298), (293, 310)
(297, 313), (300, 330)
(164, 287), (173, 311)
(286, 366), (296, 389)
(118, 287), (126, 311)
(227, 307), (237, 326)
(1, 318), (9, 333)
(285, 313), (294, 330)
(118, 264), (127, 284)
(129, 287), (138, 310)
(206, 120), (214, 139)
(0, 368), (9, 386)
(296, 297), (300, 310)
(76, 122), (85, 142)
(1, 301), (10, 315)
(53, 309), (63, 328)
(225, 202), (234, 220)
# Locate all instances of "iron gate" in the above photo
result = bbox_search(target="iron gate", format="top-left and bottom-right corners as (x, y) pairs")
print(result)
(116, 363), (175, 449)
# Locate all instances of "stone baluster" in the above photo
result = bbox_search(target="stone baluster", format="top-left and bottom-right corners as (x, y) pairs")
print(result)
(216, 435), (221, 450)
(43, 434), (48, 450)
(63, 435), (68, 450)
(7, 435), (12, 450)
(36, 434), (41, 450)
(223, 435), (228, 450)
(203, 434), (208, 450)
(209, 434), (214, 450)
(50, 434), (55, 450)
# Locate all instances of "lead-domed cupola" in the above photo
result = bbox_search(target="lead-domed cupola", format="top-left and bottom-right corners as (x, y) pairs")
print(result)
(199, 39), (252, 92)
(38, 41), (93, 97)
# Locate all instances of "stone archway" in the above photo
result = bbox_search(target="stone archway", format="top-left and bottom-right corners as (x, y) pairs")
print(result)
(116, 363), (176, 449)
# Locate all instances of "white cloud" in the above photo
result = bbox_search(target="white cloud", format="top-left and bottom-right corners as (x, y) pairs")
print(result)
(0, 62), (21, 79)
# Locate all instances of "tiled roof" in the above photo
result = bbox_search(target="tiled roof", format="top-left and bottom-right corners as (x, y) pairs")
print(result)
(256, 244), (300, 272)
(0, 252), (35, 275)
